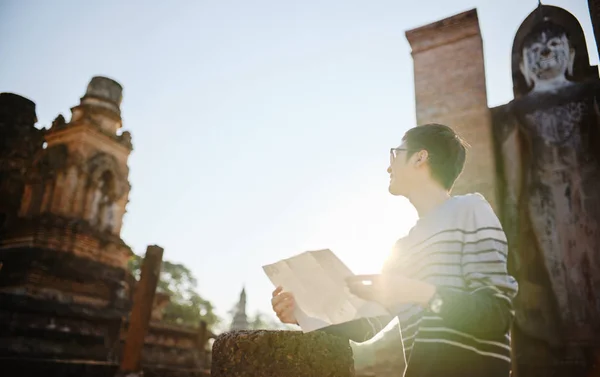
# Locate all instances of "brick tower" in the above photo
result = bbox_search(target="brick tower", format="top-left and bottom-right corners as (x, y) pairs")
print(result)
(0, 77), (134, 363)
(405, 9), (498, 210)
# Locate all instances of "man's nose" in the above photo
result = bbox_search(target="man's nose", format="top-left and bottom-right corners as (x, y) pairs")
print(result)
(387, 166), (392, 174)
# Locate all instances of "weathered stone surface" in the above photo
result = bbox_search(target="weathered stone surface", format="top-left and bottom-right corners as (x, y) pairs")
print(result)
(0, 93), (44, 232)
(493, 5), (600, 377)
(211, 330), (355, 377)
(83, 76), (123, 109)
(512, 6), (600, 338)
(119, 246), (164, 375)
(408, 4), (600, 377)
(0, 77), (214, 375)
(0, 78), (134, 365)
(15, 76), (133, 239)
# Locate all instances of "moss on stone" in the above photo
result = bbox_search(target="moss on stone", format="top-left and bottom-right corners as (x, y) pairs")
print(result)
(211, 330), (355, 377)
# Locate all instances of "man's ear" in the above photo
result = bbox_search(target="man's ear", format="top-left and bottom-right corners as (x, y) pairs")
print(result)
(415, 150), (429, 167)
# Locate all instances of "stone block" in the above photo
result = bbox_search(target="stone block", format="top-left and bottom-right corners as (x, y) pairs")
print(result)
(211, 330), (355, 377)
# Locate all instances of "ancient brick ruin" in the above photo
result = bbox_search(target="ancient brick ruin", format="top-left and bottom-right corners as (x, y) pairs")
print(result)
(405, 9), (498, 211)
(213, 4), (600, 377)
(405, 4), (600, 377)
(0, 78), (212, 377)
(2, 2), (599, 377)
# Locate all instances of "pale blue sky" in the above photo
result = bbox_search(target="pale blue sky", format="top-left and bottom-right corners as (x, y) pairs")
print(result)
(1, 0), (596, 329)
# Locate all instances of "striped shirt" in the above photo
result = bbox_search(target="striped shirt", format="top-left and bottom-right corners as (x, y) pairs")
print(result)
(383, 193), (518, 377)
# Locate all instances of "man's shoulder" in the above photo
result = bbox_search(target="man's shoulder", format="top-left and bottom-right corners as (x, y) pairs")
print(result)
(400, 194), (497, 244)
(447, 192), (500, 226)
(451, 192), (489, 206)
(450, 192), (494, 214)
(451, 193), (503, 233)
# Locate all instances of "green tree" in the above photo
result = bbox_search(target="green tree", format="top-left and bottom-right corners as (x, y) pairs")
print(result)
(128, 254), (219, 328)
(247, 310), (295, 330)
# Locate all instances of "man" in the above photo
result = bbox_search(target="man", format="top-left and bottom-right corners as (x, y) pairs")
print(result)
(271, 123), (518, 377)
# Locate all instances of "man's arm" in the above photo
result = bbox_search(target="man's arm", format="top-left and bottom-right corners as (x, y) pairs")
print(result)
(273, 286), (394, 342)
(431, 195), (518, 338)
(318, 315), (394, 343)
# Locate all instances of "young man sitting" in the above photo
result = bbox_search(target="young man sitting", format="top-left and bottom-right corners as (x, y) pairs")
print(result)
(271, 123), (518, 377)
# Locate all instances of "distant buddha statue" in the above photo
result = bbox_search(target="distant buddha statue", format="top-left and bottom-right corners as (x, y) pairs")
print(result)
(519, 21), (575, 93)
(498, 5), (600, 349)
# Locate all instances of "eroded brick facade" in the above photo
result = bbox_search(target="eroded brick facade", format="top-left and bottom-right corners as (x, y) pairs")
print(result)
(406, 10), (498, 210)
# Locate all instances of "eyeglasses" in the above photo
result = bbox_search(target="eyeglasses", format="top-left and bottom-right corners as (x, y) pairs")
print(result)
(390, 147), (408, 163)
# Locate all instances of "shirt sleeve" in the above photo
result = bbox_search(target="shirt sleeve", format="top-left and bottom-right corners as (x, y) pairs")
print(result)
(434, 194), (519, 338)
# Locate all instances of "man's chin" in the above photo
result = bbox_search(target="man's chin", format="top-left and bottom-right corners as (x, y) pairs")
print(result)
(388, 185), (402, 196)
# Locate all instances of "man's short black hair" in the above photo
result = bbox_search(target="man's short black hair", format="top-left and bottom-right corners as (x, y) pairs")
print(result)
(402, 123), (468, 190)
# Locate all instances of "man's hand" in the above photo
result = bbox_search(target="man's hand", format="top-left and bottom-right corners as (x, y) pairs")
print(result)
(346, 274), (436, 308)
(271, 286), (298, 325)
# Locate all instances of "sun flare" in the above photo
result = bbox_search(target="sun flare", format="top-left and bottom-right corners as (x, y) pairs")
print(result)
(299, 189), (418, 275)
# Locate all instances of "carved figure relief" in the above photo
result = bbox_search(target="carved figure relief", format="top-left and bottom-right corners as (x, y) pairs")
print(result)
(499, 5), (600, 346)
(21, 146), (129, 235)
(96, 171), (115, 231)
(519, 21), (575, 93)
(85, 152), (128, 233)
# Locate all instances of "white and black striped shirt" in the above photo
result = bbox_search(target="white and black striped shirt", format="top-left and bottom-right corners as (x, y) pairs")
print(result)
(383, 193), (518, 377)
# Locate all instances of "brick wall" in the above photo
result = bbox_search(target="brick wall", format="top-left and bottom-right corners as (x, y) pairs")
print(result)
(405, 9), (498, 211)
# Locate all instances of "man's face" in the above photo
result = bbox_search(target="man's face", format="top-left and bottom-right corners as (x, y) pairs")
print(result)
(387, 142), (419, 196)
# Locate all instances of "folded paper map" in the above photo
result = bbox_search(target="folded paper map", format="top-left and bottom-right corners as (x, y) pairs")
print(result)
(263, 249), (389, 332)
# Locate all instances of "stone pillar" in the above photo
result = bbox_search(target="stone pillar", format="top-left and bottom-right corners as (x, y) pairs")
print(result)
(197, 320), (208, 368)
(117, 245), (164, 377)
(405, 9), (498, 210)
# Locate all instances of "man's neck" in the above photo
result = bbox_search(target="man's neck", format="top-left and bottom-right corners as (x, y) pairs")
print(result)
(407, 184), (450, 218)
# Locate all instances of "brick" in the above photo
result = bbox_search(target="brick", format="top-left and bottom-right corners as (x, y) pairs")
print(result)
(406, 9), (498, 210)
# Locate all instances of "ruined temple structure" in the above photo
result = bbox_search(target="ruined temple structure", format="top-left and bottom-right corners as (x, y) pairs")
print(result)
(0, 77), (134, 365)
(406, 4), (600, 377)
(496, 5), (600, 376)
(0, 77), (212, 376)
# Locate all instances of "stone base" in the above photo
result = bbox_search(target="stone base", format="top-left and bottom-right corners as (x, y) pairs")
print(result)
(211, 330), (355, 377)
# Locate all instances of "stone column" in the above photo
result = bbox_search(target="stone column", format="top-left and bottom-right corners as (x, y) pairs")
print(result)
(405, 9), (498, 210)
(196, 320), (208, 369)
(117, 245), (163, 377)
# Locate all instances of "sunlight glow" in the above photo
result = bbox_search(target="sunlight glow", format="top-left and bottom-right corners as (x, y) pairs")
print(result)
(352, 316), (402, 347)
(298, 188), (418, 275)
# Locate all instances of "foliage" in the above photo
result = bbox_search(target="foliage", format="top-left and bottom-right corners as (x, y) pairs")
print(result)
(128, 254), (219, 328)
(247, 310), (296, 331)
